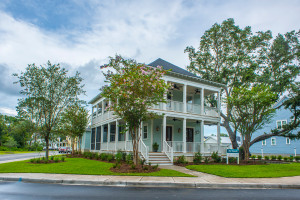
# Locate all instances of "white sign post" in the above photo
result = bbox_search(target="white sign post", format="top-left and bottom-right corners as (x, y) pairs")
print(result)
(226, 149), (239, 164)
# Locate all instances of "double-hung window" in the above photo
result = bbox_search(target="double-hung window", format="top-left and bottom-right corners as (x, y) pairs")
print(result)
(276, 120), (287, 129)
(271, 137), (276, 145)
(286, 138), (291, 144)
(262, 139), (266, 146)
(143, 125), (148, 139)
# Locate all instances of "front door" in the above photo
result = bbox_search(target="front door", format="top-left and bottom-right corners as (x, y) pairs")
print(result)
(186, 128), (194, 152)
(166, 126), (172, 141)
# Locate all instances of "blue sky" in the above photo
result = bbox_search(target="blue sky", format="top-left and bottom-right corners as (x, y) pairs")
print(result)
(0, 0), (299, 135)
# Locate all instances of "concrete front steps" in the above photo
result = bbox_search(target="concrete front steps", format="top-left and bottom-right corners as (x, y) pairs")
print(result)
(148, 152), (173, 165)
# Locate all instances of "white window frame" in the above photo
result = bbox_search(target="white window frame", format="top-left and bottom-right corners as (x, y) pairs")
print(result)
(286, 138), (291, 145)
(271, 137), (276, 146)
(143, 124), (148, 139)
(262, 139), (266, 146)
(276, 120), (287, 129)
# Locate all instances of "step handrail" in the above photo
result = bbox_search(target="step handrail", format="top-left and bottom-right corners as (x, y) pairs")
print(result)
(163, 140), (173, 164)
(139, 139), (149, 163)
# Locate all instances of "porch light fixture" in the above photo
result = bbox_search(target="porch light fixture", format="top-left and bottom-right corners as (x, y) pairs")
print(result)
(178, 128), (181, 133)
(156, 126), (160, 131)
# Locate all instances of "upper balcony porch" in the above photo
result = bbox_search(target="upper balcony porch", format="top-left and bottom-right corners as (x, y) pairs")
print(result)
(91, 80), (221, 125)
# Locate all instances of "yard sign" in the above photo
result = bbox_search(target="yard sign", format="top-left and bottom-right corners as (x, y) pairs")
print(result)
(226, 149), (239, 164)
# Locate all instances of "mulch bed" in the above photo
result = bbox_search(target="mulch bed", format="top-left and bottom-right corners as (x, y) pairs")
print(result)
(110, 163), (160, 173)
(28, 160), (65, 164)
(68, 154), (160, 173)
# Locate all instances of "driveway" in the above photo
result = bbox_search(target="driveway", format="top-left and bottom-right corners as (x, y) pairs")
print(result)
(0, 151), (60, 164)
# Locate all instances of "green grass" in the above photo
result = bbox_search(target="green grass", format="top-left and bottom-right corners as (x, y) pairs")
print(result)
(0, 151), (38, 155)
(186, 163), (300, 178)
(0, 158), (193, 177)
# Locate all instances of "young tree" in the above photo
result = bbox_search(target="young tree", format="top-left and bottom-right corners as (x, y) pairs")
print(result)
(185, 18), (299, 151)
(60, 103), (89, 154)
(100, 55), (170, 165)
(14, 61), (85, 159)
(227, 85), (277, 160)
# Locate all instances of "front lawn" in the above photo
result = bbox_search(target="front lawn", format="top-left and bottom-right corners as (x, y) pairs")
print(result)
(0, 158), (193, 177)
(186, 163), (300, 178)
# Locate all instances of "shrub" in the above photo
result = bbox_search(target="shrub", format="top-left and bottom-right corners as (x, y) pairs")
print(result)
(204, 157), (209, 164)
(229, 157), (237, 163)
(295, 156), (300, 162)
(153, 164), (158, 170)
(94, 153), (99, 160)
(100, 153), (108, 161)
(54, 157), (59, 163)
(112, 163), (117, 168)
(115, 152), (123, 164)
(83, 152), (89, 158)
(30, 159), (34, 163)
(107, 154), (114, 162)
(61, 156), (65, 162)
(264, 156), (270, 160)
(193, 152), (202, 164)
(277, 155), (282, 161)
(283, 157), (289, 161)
(44, 160), (48, 164)
(221, 157), (226, 163)
(211, 152), (221, 163)
(250, 155), (256, 159)
(148, 162), (152, 166)
(36, 158), (40, 163)
(41, 157), (45, 161)
(143, 166), (148, 170)
(175, 155), (187, 164)
(126, 153), (133, 164)
(289, 156), (294, 162)
(140, 159), (146, 167)
(50, 156), (54, 161)
(257, 155), (262, 160)
(271, 155), (276, 160)
(131, 164), (136, 169)
(0, 146), (9, 151)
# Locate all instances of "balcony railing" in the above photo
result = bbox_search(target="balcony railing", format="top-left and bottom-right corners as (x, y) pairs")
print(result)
(151, 100), (218, 117)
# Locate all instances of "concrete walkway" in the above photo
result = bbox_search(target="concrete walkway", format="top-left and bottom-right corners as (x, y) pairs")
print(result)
(0, 165), (299, 189)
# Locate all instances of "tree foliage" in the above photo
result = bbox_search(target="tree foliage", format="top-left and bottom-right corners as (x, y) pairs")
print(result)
(100, 55), (170, 164)
(60, 103), (89, 154)
(14, 61), (85, 159)
(185, 18), (300, 158)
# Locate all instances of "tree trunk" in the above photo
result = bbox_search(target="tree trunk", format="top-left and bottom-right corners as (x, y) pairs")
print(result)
(223, 118), (239, 149)
(242, 134), (251, 161)
(131, 126), (140, 165)
(71, 137), (75, 155)
(45, 135), (49, 160)
(79, 137), (82, 154)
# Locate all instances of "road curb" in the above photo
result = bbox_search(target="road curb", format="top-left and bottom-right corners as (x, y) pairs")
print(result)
(1, 176), (300, 189)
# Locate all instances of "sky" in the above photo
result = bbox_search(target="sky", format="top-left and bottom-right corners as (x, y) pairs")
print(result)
(0, 0), (299, 135)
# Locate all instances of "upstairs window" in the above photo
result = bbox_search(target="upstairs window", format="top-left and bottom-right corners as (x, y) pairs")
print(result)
(286, 138), (291, 144)
(271, 137), (276, 146)
(276, 120), (287, 129)
(262, 139), (266, 146)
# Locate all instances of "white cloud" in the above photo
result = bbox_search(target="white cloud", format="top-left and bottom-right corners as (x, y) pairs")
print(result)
(0, 107), (17, 116)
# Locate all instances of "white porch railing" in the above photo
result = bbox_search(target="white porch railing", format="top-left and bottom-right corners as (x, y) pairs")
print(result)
(187, 103), (201, 114)
(166, 100), (183, 112)
(204, 106), (218, 117)
(151, 100), (219, 117)
(163, 140), (173, 163)
(139, 139), (149, 163)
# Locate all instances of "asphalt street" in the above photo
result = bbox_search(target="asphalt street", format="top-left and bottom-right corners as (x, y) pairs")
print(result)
(0, 151), (60, 162)
(0, 181), (299, 200)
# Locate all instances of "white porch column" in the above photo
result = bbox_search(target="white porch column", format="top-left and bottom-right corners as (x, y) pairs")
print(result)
(115, 120), (118, 151)
(217, 122), (220, 153)
(100, 125), (104, 150)
(163, 115), (167, 152)
(201, 88), (204, 115)
(200, 120), (204, 154)
(107, 123), (110, 150)
(151, 119), (153, 151)
(183, 118), (186, 153)
(183, 84), (187, 113)
(217, 91), (221, 116)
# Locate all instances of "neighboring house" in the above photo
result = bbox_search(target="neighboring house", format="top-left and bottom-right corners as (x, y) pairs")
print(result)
(77, 128), (91, 152)
(250, 97), (300, 156)
(89, 58), (225, 164)
(204, 136), (241, 154)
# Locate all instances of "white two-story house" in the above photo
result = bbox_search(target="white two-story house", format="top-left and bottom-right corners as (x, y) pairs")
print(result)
(89, 58), (225, 165)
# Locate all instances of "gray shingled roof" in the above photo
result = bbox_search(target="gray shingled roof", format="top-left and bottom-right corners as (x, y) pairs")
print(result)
(148, 58), (197, 77)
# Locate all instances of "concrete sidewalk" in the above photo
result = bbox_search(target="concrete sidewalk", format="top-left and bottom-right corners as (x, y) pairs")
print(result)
(0, 165), (299, 189)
